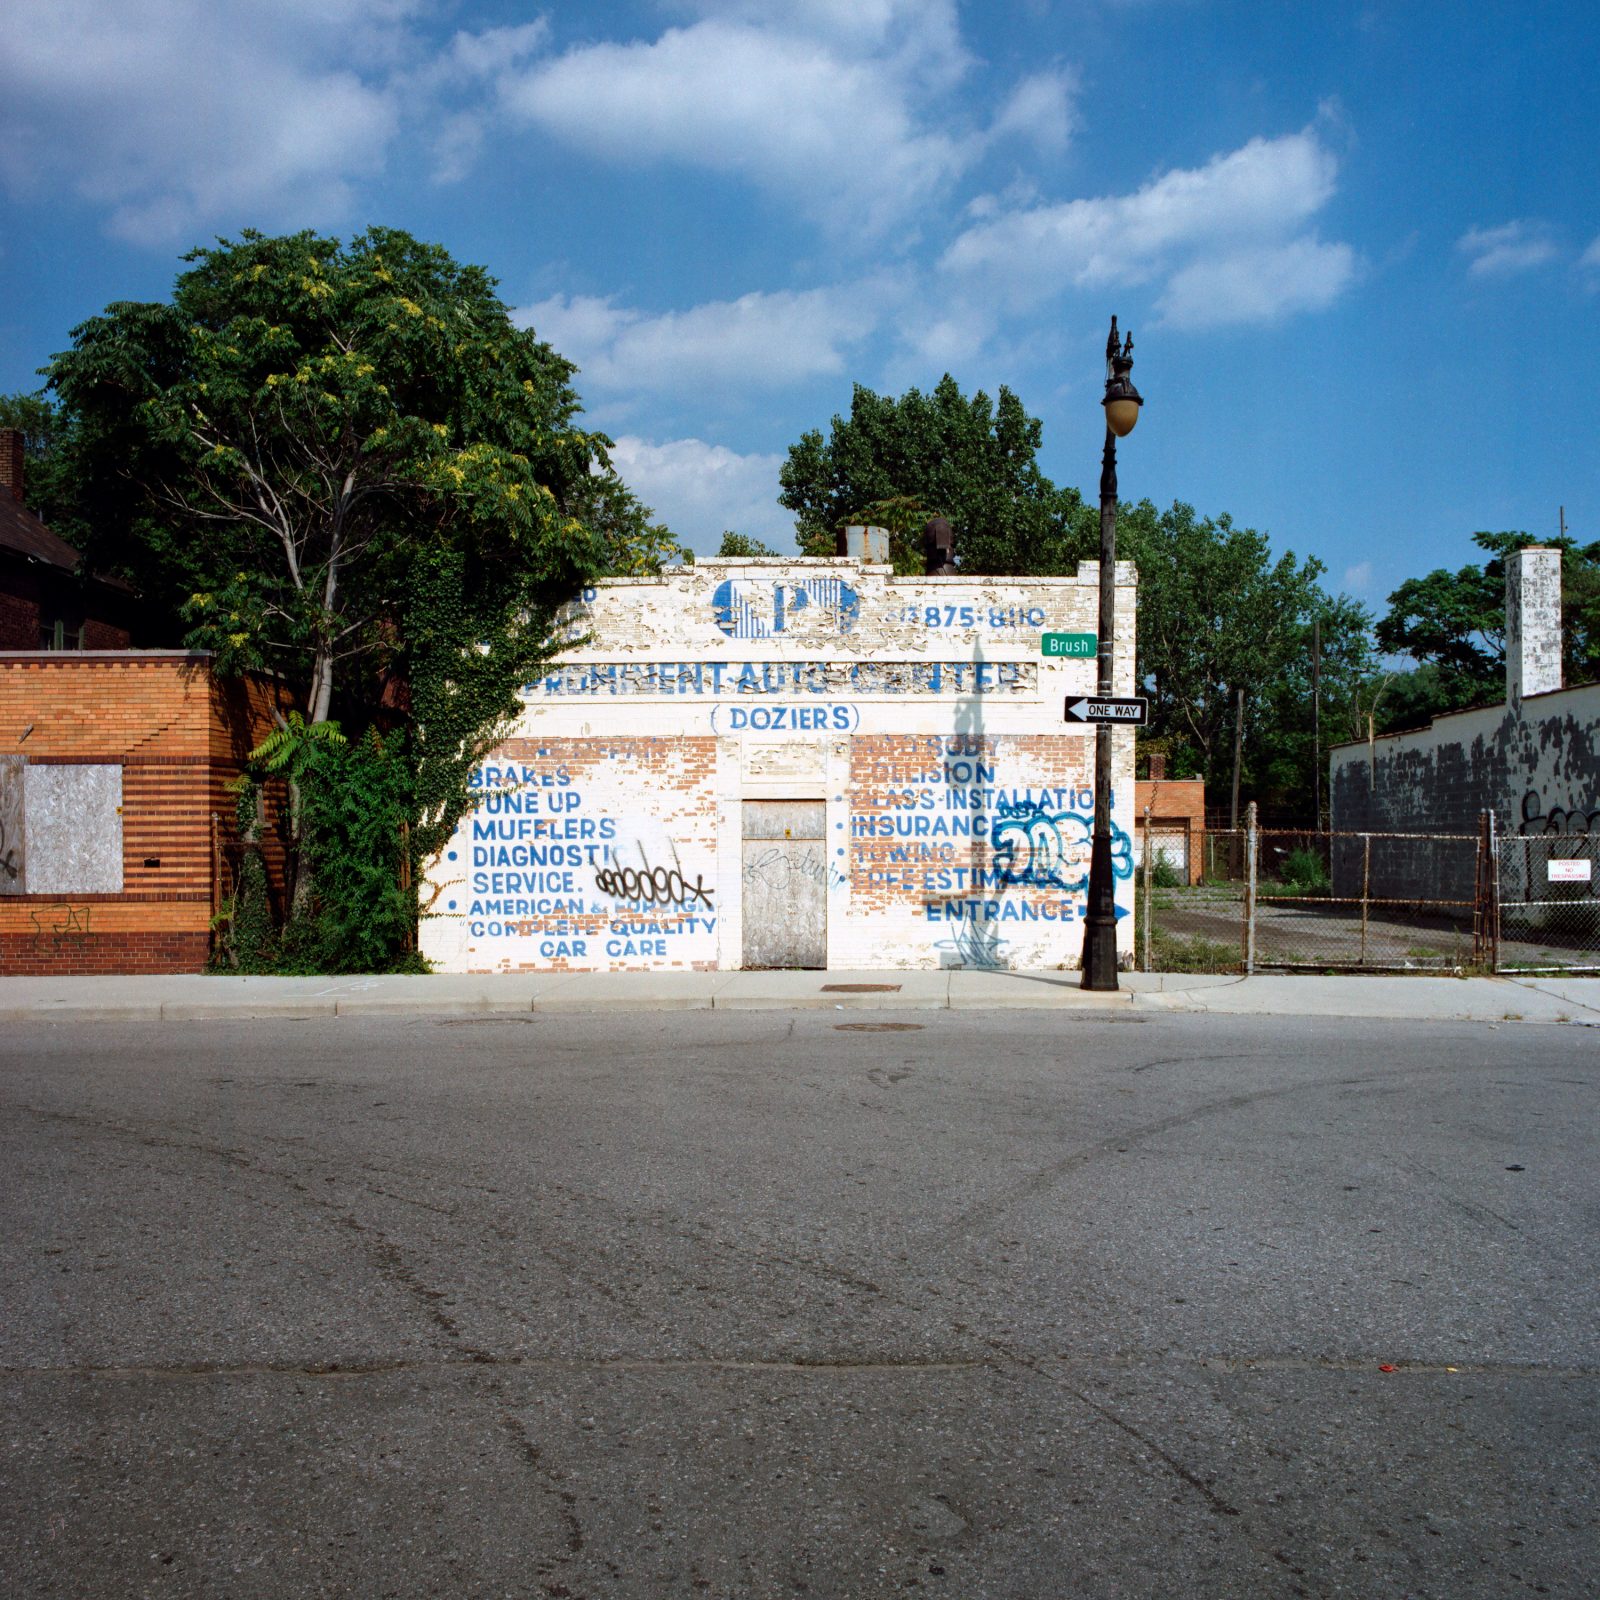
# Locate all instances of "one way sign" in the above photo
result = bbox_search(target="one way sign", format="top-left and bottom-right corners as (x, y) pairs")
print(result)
(1064, 695), (1148, 725)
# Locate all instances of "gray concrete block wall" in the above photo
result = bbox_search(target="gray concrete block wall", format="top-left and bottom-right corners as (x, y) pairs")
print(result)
(1330, 683), (1600, 900)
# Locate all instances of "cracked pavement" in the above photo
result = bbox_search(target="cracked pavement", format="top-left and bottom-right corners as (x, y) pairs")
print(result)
(2, 1010), (1596, 1597)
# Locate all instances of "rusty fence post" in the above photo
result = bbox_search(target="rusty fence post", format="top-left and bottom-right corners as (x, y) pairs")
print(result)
(1478, 806), (1491, 966)
(1141, 805), (1153, 972)
(1360, 834), (1372, 965)
(1474, 810), (1492, 969)
(1243, 801), (1258, 974)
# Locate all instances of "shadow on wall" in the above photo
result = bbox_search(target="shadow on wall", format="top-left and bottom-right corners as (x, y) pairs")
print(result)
(918, 640), (1133, 970)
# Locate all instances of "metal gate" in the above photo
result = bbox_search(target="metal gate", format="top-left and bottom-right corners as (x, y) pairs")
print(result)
(741, 800), (827, 969)
(1494, 832), (1600, 972)
(1139, 806), (1492, 973)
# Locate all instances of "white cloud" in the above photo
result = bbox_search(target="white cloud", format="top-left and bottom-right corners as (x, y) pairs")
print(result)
(988, 68), (1078, 157)
(1582, 235), (1600, 292)
(1341, 561), (1374, 597)
(1457, 220), (1559, 278)
(942, 129), (1342, 311)
(497, 7), (975, 235)
(938, 125), (1358, 332)
(0, 0), (426, 244)
(666, 0), (968, 85)
(608, 436), (792, 555)
(520, 282), (891, 392)
(0, 0), (538, 244)
(1158, 236), (1356, 329)
(414, 21), (549, 180)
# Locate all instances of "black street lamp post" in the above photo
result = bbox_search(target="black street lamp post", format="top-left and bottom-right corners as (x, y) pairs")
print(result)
(1081, 316), (1142, 991)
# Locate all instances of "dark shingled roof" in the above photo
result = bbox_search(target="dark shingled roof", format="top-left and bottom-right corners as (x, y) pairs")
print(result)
(0, 494), (84, 573)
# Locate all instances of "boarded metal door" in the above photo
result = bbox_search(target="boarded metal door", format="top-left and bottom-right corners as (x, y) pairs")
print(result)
(741, 800), (827, 968)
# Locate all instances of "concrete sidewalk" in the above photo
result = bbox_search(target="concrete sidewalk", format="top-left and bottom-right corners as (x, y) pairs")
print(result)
(1, 968), (1596, 1024)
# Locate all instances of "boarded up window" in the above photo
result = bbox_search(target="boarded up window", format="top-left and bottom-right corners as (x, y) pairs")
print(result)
(23, 765), (124, 894)
(0, 755), (23, 895)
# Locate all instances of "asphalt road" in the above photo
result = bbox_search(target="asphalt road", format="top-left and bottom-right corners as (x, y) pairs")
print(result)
(2, 1011), (1596, 1598)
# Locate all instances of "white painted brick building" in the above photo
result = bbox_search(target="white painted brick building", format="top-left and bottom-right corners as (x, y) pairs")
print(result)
(421, 555), (1137, 972)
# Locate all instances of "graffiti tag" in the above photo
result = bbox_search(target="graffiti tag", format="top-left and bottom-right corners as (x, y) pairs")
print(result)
(989, 798), (1133, 893)
(31, 904), (91, 949)
(594, 849), (714, 910)
(1519, 789), (1600, 838)
(934, 922), (1007, 968)
(743, 846), (847, 893)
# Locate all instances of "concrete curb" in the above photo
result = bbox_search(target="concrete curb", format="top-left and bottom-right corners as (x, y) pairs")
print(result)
(0, 970), (1594, 1026)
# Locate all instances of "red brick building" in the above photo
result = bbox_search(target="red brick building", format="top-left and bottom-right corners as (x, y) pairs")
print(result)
(0, 428), (133, 652)
(1134, 754), (1207, 885)
(0, 653), (293, 974)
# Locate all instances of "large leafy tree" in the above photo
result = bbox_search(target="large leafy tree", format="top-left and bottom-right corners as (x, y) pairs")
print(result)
(779, 375), (1095, 574)
(49, 227), (608, 726)
(566, 467), (687, 576)
(1375, 529), (1600, 726)
(1118, 500), (1356, 802)
(1249, 593), (1379, 816)
(45, 228), (629, 933)
(717, 531), (780, 557)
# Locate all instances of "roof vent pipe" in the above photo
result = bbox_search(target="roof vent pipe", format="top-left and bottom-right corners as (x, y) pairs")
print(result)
(837, 524), (891, 563)
(922, 515), (956, 576)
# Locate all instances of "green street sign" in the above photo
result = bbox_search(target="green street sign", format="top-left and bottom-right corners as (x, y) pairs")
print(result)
(1041, 632), (1097, 658)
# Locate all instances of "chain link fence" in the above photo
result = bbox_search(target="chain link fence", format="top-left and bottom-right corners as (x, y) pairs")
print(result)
(1494, 832), (1600, 972)
(1140, 823), (1245, 973)
(1139, 806), (1598, 974)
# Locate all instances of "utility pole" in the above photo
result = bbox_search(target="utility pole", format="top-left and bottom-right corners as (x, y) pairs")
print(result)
(1312, 617), (1322, 831)
(1229, 685), (1245, 831)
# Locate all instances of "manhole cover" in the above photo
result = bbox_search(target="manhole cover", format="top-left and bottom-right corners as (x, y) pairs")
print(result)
(821, 983), (902, 993)
(834, 1022), (924, 1032)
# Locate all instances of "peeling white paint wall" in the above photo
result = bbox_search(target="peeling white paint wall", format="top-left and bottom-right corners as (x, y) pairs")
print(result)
(1506, 547), (1563, 704)
(421, 557), (1139, 973)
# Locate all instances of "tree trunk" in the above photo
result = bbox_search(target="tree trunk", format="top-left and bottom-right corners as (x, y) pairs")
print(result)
(308, 641), (335, 726)
(287, 640), (336, 918)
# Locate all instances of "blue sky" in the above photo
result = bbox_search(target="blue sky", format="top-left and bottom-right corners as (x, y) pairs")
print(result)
(2, 0), (1596, 610)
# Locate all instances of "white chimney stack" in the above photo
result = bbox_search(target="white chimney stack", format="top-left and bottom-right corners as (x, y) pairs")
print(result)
(1505, 546), (1562, 704)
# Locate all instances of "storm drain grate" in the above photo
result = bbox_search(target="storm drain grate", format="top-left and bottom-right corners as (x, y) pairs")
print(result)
(820, 983), (902, 993)
(834, 1022), (924, 1033)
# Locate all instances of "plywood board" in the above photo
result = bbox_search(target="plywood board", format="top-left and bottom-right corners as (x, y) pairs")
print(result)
(0, 756), (23, 894)
(741, 800), (826, 968)
(23, 764), (124, 895)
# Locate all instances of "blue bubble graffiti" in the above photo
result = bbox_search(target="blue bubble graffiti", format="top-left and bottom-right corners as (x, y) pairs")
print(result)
(989, 797), (1133, 893)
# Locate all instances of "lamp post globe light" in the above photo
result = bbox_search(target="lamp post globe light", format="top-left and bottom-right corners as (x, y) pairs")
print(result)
(1081, 316), (1142, 991)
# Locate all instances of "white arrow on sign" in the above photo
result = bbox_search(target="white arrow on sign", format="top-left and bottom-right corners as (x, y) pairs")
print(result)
(1064, 696), (1148, 725)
